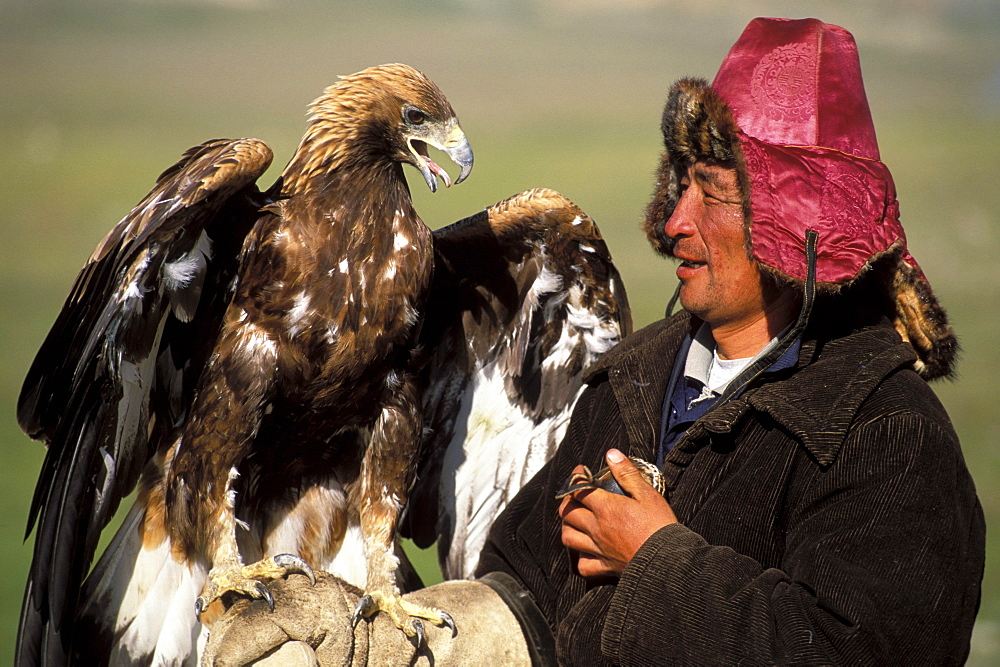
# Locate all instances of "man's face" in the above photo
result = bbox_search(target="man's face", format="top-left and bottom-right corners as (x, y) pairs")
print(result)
(665, 162), (770, 330)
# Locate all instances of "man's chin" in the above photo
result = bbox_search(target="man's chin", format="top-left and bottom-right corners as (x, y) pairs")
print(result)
(675, 288), (703, 319)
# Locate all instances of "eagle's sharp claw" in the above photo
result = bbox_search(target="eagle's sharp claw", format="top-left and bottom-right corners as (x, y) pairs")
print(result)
(412, 619), (425, 647)
(273, 553), (316, 585)
(197, 554), (310, 620)
(352, 590), (455, 642)
(254, 581), (275, 612)
(351, 594), (377, 628)
(440, 610), (457, 637)
(194, 596), (206, 621)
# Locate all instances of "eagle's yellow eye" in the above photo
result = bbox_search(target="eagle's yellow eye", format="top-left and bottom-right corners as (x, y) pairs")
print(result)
(405, 108), (426, 125)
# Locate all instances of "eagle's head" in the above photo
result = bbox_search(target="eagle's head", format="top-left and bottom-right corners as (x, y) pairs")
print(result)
(296, 63), (473, 193)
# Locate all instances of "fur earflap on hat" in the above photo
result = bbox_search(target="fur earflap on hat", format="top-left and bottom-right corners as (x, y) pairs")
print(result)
(644, 18), (957, 380)
(643, 77), (750, 258)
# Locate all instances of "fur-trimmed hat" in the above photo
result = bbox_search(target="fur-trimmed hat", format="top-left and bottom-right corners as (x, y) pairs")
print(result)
(644, 17), (956, 380)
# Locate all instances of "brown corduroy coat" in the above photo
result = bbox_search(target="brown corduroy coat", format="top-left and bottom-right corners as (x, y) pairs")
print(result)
(477, 311), (984, 665)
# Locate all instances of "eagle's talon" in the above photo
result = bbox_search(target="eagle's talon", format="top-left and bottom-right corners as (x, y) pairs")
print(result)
(440, 610), (457, 638)
(254, 581), (275, 612)
(194, 596), (207, 621)
(273, 553), (316, 585)
(196, 554), (310, 621)
(411, 619), (425, 647)
(351, 594), (378, 628)
(351, 590), (456, 642)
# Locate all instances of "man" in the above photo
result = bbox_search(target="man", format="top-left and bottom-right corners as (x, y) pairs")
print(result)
(555, 157), (801, 580)
(476, 17), (984, 664)
(205, 18), (984, 665)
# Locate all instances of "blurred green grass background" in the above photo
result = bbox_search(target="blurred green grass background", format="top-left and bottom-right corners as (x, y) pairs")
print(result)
(2, 0), (998, 662)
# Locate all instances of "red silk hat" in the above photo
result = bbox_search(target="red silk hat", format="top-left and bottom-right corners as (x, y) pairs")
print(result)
(644, 17), (957, 379)
(711, 17), (915, 285)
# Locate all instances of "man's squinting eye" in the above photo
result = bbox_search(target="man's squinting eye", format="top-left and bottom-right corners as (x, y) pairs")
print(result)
(405, 108), (426, 125)
(703, 187), (727, 203)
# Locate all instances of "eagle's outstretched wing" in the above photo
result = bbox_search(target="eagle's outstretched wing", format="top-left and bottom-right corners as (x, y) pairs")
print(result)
(16, 138), (272, 664)
(407, 188), (632, 579)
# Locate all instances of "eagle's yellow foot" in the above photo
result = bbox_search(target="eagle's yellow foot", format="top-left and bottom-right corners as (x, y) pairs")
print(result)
(195, 553), (315, 619)
(351, 590), (457, 646)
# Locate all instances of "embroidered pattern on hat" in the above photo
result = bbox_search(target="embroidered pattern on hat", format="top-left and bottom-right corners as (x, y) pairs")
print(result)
(819, 168), (877, 239)
(750, 41), (816, 123)
(739, 136), (775, 229)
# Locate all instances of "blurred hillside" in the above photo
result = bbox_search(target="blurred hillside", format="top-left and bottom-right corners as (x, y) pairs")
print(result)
(1, 0), (998, 662)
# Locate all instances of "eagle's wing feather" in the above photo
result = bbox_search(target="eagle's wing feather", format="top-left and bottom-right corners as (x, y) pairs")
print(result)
(16, 138), (272, 664)
(408, 188), (632, 579)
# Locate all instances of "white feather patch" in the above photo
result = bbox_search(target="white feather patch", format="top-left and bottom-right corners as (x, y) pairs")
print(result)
(525, 264), (563, 311)
(162, 232), (211, 290)
(80, 503), (208, 665)
(162, 255), (202, 290)
(440, 360), (579, 579)
(225, 466), (240, 511)
(286, 290), (312, 337)
(565, 286), (622, 358)
(324, 523), (369, 588)
(235, 323), (278, 362)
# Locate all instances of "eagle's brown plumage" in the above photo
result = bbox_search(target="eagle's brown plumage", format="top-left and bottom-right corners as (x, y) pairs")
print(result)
(17, 64), (473, 665)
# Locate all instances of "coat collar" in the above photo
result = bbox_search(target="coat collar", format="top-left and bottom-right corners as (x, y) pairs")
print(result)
(586, 312), (918, 468)
(740, 320), (917, 466)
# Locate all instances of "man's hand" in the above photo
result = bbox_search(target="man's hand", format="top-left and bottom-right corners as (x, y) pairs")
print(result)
(558, 449), (678, 578)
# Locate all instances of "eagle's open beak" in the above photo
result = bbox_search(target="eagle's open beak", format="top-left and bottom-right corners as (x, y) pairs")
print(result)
(409, 126), (473, 193)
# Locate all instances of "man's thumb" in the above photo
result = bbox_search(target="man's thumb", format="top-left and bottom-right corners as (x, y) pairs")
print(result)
(606, 449), (652, 497)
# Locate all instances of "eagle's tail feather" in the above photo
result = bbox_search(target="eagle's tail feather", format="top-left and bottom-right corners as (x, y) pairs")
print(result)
(76, 502), (208, 665)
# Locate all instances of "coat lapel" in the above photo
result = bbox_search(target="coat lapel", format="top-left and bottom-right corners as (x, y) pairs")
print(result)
(586, 315), (690, 461)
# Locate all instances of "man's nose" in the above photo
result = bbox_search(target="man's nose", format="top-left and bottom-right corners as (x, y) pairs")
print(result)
(664, 187), (698, 239)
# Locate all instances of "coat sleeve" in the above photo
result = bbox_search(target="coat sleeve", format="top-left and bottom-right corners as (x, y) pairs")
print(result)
(598, 410), (985, 666)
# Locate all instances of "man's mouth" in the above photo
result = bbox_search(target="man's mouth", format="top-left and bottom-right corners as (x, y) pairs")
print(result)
(675, 254), (707, 280)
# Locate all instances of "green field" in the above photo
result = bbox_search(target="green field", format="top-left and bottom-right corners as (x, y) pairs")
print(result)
(2, 1), (998, 662)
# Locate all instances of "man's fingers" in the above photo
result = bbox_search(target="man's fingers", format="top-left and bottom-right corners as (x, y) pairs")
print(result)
(559, 496), (608, 557)
(605, 449), (655, 497)
(561, 517), (600, 552)
(575, 553), (618, 579)
(559, 495), (596, 533)
(558, 479), (597, 515)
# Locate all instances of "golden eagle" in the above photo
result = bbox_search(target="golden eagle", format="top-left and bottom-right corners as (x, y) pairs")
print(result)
(16, 64), (630, 664)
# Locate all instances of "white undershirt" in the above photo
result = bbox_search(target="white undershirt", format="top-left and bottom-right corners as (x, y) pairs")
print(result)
(708, 349), (754, 392)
